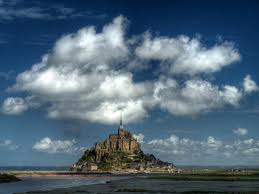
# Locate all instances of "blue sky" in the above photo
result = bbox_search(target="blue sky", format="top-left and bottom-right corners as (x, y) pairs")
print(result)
(0, 0), (259, 166)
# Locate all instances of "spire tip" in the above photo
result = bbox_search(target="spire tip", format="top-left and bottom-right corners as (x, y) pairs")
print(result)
(119, 112), (123, 129)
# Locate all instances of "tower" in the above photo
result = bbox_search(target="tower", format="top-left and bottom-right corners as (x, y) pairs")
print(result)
(118, 112), (125, 137)
(119, 112), (123, 129)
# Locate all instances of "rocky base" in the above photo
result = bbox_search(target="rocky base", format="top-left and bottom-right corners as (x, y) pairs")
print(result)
(72, 148), (174, 172)
(0, 173), (21, 183)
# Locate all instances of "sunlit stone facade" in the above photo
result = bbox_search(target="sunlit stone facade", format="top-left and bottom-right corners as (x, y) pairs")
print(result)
(95, 118), (140, 162)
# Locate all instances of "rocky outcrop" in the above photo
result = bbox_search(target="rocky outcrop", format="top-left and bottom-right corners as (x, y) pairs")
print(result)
(0, 173), (20, 183)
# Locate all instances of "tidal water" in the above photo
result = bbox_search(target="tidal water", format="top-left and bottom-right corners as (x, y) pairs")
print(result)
(0, 175), (122, 194)
(0, 166), (69, 172)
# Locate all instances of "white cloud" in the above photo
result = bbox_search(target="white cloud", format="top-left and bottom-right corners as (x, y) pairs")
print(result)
(243, 148), (259, 154)
(243, 75), (258, 94)
(243, 138), (254, 145)
(133, 133), (145, 143)
(2, 16), (257, 124)
(2, 96), (41, 115)
(221, 85), (242, 106)
(135, 34), (240, 75)
(76, 100), (148, 124)
(0, 139), (18, 150)
(206, 136), (222, 149)
(0, 0), (106, 21)
(233, 128), (248, 136)
(2, 97), (28, 115)
(153, 78), (243, 116)
(32, 137), (83, 154)
(8, 16), (151, 124)
(144, 134), (259, 165)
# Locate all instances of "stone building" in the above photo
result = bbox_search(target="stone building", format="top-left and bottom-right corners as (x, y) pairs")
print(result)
(95, 116), (140, 162)
(82, 163), (98, 171)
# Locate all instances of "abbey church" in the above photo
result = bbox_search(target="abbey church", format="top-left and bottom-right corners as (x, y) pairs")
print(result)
(95, 116), (140, 162)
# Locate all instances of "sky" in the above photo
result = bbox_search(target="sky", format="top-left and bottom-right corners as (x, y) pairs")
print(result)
(0, 0), (259, 166)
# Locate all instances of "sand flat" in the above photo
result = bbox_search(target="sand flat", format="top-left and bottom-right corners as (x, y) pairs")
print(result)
(14, 176), (259, 194)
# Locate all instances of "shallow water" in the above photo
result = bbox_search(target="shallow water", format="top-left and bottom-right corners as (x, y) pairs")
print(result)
(0, 175), (121, 194)
(0, 166), (69, 172)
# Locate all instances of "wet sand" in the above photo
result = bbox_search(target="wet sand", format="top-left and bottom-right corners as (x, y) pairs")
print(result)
(15, 176), (259, 194)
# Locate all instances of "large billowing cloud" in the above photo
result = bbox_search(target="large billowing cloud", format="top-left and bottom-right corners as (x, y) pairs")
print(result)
(7, 16), (152, 124)
(153, 77), (242, 116)
(2, 16), (257, 124)
(135, 33), (240, 75)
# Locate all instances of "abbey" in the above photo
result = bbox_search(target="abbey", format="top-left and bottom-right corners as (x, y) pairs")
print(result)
(71, 115), (175, 172)
(95, 116), (140, 162)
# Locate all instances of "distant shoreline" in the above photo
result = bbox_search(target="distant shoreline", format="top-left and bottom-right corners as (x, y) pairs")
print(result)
(6, 171), (175, 177)
(5, 171), (111, 177)
(3, 166), (259, 177)
(1, 165), (259, 170)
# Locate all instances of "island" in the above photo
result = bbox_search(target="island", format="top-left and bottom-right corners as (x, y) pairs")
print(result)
(70, 117), (176, 173)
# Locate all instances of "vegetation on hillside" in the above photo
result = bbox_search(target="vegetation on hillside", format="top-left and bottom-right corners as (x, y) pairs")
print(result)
(0, 173), (20, 183)
(73, 148), (173, 171)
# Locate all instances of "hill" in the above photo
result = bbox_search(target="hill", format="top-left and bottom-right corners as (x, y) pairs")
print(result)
(70, 120), (175, 172)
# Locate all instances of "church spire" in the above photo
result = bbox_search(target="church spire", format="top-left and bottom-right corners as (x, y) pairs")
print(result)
(119, 112), (123, 129)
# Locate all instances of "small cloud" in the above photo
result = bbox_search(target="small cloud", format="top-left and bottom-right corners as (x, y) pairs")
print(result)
(32, 137), (85, 154)
(0, 0), (106, 21)
(243, 147), (259, 155)
(0, 139), (19, 150)
(0, 70), (15, 80)
(233, 128), (248, 136)
(243, 138), (253, 145)
(243, 75), (258, 94)
(2, 97), (28, 115)
(133, 133), (145, 143)
(1, 96), (41, 115)
(206, 136), (222, 149)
